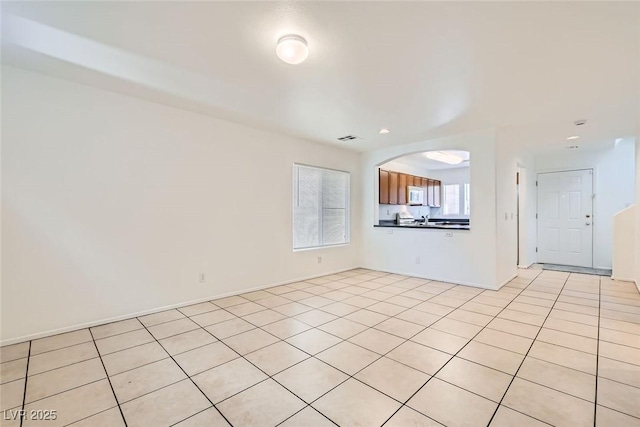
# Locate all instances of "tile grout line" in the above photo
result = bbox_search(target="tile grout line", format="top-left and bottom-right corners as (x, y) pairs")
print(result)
(484, 272), (572, 427)
(266, 277), (460, 425)
(282, 276), (579, 422)
(133, 319), (235, 427)
(17, 269), (634, 427)
(7, 270), (632, 427)
(88, 328), (128, 427)
(23, 339), (94, 359)
(34, 283), (582, 426)
(271, 278), (468, 427)
(208, 275), (462, 426)
(593, 276), (602, 426)
(190, 314), (345, 426)
(89, 281), (635, 383)
(39, 277), (410, 426)
(378, 271), (546, 427)
(292, 273), (615, 425)
(19, 341), (31, 427)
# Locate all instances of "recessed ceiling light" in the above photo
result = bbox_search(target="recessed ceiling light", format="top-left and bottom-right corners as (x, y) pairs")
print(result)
(276, 35), (309, 65)
(425, 151), (464, 165)
(567, 135), (580, 140)
(379, 128), (391, 135)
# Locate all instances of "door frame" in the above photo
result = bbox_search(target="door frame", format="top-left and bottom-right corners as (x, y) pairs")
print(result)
(516, 165), (530, 268)
(535, 166), (596, 267)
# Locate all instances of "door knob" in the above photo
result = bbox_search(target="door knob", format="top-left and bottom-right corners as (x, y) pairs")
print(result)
(586, 222), (591, 226)
(586, 214), (591, 218)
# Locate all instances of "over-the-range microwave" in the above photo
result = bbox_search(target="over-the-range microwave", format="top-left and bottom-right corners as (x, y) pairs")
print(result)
(407, 186), (424, 205)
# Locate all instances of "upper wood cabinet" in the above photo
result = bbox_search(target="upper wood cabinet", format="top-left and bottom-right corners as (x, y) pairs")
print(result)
(379, 169), (390, 204)
(389, 172), (399, 205)
(433, 180), (441, 207)
(378, 169), (443, 207)
(421, 178), (429, 206)
(398, 174), (407, 205)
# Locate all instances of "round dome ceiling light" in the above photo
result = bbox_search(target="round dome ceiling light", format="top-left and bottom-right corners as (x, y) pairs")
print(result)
(276, 35), (309, 65)
(379, 128), (391, 135)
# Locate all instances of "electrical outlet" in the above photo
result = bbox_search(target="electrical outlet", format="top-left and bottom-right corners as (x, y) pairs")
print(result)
(317, 256), (322, 264)
(387, 209), (390, 215)
(445, 232), (453, 237)
(415, 256), (421, 264)
(198, 273), (206, 283)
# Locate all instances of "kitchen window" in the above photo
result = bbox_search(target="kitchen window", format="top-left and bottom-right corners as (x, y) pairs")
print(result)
(293, 164), (350, 250)
(443, 184), (460, 215)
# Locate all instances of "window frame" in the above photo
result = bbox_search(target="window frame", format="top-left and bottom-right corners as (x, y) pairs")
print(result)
(442, 183), (461, 216)
(293, 163), (351, 251)
(464, 183), (471, 216)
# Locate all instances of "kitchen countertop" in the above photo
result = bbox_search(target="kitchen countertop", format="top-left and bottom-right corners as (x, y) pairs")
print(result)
(374, 220), (470, 230)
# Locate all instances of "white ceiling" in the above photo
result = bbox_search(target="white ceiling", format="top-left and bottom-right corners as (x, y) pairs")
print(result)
(2, 2), (638, 152)
(391, 151), (471, 171)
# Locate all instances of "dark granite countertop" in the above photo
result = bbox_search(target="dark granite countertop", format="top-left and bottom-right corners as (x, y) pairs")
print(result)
(374, 220), (470, 230)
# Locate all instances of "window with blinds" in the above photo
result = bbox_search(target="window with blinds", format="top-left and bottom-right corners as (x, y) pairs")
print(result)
(293, 164), (350, 250)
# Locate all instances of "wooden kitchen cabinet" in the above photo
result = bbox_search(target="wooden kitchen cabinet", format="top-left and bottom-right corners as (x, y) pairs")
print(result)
(389, 172), (399, 204)
(433, 180), (441, 207)
(377, 170), (441, 207)
(379, 169), (390, 204)
(426, 179), (435, 206)
(398, 174), (407, 205)
(421, 178), (429, 206)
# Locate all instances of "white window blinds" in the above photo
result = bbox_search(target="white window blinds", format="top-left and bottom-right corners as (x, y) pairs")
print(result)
(294, 164), (350, 250)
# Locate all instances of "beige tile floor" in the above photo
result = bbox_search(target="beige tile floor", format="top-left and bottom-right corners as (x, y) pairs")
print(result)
(2, 268), (640, 426)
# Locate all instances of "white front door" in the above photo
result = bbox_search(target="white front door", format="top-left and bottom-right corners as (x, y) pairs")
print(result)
(537, 169), (594, 267)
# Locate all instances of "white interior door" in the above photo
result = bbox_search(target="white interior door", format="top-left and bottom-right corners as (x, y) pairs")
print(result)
(537, 169), (593, 267)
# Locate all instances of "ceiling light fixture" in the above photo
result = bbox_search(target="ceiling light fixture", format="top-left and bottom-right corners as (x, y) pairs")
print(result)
(379, 128), (391, 135)
(276, 35), (309, 65)
(425, 151), (464, 165)
(567, 135), (580, 140)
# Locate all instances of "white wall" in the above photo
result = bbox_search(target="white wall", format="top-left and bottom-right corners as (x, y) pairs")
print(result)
(636, 135), (640, 289)
(1, 67), (362, 344)
(494, 130), (535, 285)
(612, 206), (636, 281)
(516, 165), (537, 268)
(362, 130), (499, 289)
(428, 167), (470, 219)
(533, 140), (636, 270)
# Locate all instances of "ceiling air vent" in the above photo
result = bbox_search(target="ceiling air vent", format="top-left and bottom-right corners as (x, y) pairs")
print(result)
(337, 135), (361, 142)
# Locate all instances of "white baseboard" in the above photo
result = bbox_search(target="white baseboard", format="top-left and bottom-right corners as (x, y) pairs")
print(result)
(518, 263), (533, 269)
(611, 276), (636, 282)
(497, 273), (518, 290)
(0, 266), (358, 347)
(359, 265), (497, 290)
